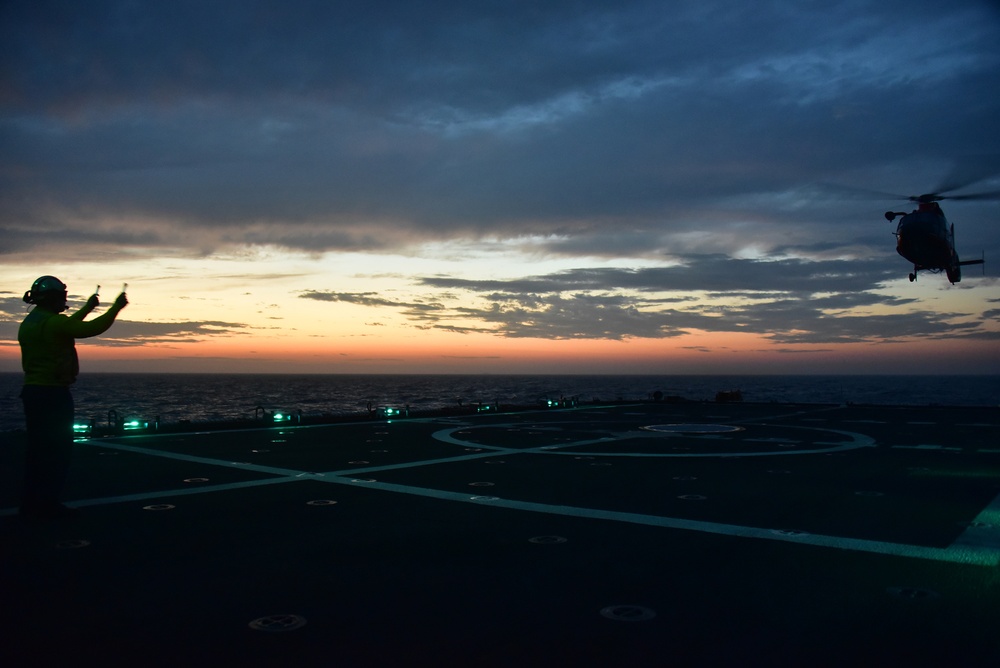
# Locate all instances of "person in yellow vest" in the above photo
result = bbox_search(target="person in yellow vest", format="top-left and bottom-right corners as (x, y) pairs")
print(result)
(17, 276), (128, 520)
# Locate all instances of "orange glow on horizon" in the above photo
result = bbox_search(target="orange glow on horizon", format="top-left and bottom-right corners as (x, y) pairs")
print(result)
(3, 326), (997, 375)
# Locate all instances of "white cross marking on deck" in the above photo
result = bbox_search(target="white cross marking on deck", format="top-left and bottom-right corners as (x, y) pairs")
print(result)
(2, 414), (996, 568)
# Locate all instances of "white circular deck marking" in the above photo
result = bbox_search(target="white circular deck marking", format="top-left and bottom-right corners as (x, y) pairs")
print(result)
(643, 424), (743, 434)
(248, 614), (307, 632)
(432, 421), (874, 459)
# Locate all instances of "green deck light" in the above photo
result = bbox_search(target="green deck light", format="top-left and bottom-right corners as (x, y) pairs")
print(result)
(375, 405), (407, 419)
(123, 419), (148, 431)
(257, 407), (296, 424)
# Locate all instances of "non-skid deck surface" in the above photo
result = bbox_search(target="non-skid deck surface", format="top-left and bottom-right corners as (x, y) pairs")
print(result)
(2, 402), (999, 666)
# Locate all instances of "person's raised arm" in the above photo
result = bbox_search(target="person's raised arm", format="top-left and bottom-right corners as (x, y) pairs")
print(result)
(68, 293), (101, 321)
(63, 291), (128, 339)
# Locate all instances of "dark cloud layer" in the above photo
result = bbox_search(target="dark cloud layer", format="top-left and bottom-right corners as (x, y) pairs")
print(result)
(3, 0), (999, 257)
(419, 256), (904, 294)
(296, 256), (995, 343)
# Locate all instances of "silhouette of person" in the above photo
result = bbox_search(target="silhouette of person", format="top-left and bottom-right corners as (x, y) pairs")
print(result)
(17, 276), (128, 520)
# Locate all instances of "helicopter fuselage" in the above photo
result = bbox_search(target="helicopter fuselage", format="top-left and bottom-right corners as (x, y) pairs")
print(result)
(893, 208), (956, 278)
(886, 201), (981, 283)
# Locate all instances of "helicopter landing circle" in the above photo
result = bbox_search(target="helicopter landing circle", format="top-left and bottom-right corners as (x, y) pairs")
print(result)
(642, 424), (744, 434)
(431, 420), (874, 458)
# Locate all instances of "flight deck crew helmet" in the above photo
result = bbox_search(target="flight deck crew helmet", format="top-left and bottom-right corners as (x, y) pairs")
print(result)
(23, 275), (68, 304)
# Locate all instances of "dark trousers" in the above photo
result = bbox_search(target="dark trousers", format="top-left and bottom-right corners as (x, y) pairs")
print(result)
(20, 385), (75, 510)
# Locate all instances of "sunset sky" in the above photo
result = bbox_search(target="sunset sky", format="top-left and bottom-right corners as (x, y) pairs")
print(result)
(2, 0), (999, 375)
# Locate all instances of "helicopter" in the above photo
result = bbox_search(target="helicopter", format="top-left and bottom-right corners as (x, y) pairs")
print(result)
(881, 177), (998, 283)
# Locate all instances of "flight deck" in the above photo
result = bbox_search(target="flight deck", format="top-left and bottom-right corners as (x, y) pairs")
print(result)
(2, 401), (998, 666)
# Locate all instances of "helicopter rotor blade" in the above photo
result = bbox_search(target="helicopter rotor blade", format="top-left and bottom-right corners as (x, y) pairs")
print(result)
(813, 182), (910, 201)
(932, 156), (1000, 195)
(940, 189), (1000, 201)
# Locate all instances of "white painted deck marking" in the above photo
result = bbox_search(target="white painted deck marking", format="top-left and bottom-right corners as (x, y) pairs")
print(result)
(2, 409), (996, 567)
(431, 421), (875, 458)
(891, 445), (962, 452)
(321, 477), (999, 566)
(952, 490), (1000, 553)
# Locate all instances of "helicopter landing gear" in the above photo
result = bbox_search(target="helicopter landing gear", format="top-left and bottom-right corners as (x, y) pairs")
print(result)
(908, 272), (916, 282)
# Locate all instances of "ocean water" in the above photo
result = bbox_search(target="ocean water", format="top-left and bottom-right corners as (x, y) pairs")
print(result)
(0, 372), (997, 433)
